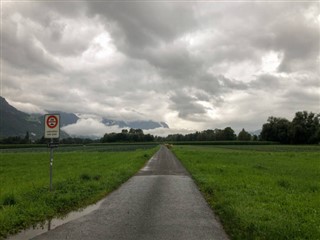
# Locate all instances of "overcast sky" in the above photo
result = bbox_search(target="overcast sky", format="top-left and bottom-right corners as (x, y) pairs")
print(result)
(1, 1), (319, 136)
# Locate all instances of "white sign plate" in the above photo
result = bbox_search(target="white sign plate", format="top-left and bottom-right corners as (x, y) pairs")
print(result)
(44, 114), (60, 139)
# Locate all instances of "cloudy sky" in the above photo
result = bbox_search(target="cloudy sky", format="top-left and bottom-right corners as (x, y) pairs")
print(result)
(1, 1), (319, 136)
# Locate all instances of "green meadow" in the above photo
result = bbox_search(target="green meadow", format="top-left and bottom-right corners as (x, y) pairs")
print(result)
(173, 145), (320, 240)
(0, 145), (159, 238)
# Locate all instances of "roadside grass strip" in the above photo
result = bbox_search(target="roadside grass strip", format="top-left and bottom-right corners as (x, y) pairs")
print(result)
(0, 147), (158, 238)
(173, 145), (320, 240)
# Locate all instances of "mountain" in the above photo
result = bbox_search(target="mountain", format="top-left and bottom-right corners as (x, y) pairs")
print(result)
(250, 129), (262, 136)
(0, 97), (71, 139)
(47, 111), (79, 127)
(0, 97), (169, 139)
(0, 96), (36, 138)
(102, 118), (169, 130)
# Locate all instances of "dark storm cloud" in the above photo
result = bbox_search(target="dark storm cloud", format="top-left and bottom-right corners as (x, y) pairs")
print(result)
(2, 1), (319, 133)
(143, 44), (202, 80)
(2, 16), (60, 73)
(169, 90), (207, 120)
(86, 2), (198, 51)
(248, 2), (320, 72)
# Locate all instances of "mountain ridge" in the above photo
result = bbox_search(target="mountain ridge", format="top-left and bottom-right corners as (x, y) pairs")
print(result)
(0, 97), (169, 139)
(0, 97), (71, 139)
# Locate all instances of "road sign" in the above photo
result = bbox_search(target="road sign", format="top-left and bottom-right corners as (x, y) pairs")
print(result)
(44, 114), (60, 192)
(44, 114), (60, 139)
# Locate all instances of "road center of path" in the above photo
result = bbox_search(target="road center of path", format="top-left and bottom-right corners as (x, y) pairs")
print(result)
(33, 146), (229, 240)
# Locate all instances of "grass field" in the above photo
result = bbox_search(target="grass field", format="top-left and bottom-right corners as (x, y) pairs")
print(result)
(0, 143), (158, 153)
(0, 145), (159, 238)
(172, 145), (320, 240)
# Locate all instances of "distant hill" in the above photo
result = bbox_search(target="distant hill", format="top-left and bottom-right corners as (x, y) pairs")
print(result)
(0, 97), (71, 139)
(0, 96), (36, 138)
(250, 129), (262, 136)
(1, 97), (169, 139)
(47, 111), (79, 127)
(102, 118), (169, 130)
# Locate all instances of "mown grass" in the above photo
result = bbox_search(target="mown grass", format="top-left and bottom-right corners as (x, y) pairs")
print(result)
(172, 145), (320, 240)
(0, 143), (158, 153)
(0, 146), (159, 238)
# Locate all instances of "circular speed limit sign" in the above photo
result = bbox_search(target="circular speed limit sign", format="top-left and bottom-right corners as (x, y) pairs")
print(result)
(46, 115), (58, 129)
(44, 114), (60, 139)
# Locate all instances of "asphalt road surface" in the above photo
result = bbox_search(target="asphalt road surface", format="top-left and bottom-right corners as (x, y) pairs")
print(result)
(33, 146), (229, 240)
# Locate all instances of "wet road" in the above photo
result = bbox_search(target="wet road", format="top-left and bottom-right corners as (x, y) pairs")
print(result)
(32, 146), (229, 240)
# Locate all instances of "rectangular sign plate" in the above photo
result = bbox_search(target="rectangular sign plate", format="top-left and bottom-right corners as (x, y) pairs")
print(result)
(44, 114), (60, 139)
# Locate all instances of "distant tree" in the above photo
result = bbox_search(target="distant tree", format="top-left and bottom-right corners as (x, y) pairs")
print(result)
(260, 117), (290, 143)
(214, 128), (224, 140)
(36, 136), (47, 144)
(238, 129), (251, 141)
(24, 131), (30, 143)
(1, 136), (22, 144)
(260, 111), (319, 144)
(129, 128), (143, 135)
(135, 129), (144, 135)
(101, 128), (154, 143)
(144, 134), (154, 142)
(222, 127), (236, 140)
(203, 129), (215, 140)
(164, 127), (237, 142)
(290, 111), (320, 144)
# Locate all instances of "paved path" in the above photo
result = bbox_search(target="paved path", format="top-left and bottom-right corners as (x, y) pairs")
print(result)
(33, 146), (229, 240)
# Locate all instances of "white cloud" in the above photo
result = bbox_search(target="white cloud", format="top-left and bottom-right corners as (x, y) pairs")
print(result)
(61, 118), (122, 138)
(6, 99), (47, 114)
(260, 51), (283, 73)
(2, 2), (319, 136)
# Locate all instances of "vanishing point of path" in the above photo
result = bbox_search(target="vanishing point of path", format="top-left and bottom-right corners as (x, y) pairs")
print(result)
(32, 146), (229, 240)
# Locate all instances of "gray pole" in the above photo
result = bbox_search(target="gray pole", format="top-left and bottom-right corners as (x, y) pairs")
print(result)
(49, 138), (53, 191)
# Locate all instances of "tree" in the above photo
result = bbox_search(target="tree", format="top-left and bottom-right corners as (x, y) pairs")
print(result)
(101, 128), (154, 143)
(222, 127), (236, 140)
(260, 111), (320, 144)
(25, 131), (30, 142)
(238, 129), (251, 141)
(260, 117), (290, 143)
(290, 111), (320, 144)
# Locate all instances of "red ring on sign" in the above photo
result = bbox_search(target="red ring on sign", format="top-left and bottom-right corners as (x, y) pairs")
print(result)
(47, 116), (58, 129)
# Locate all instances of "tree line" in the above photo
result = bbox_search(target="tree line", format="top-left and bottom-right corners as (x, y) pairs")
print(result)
(260, 111), (319, 144)
(1, 111), (319, 145)
(0, 134), (99, 145)
(163, 127), (254, 142)
(101, 127), (257, 142)
(101, 128), (155, 143)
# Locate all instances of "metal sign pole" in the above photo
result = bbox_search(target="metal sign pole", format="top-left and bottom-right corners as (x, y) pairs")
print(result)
(44, 114), (60, 192)
(49, 138), (54, 191)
